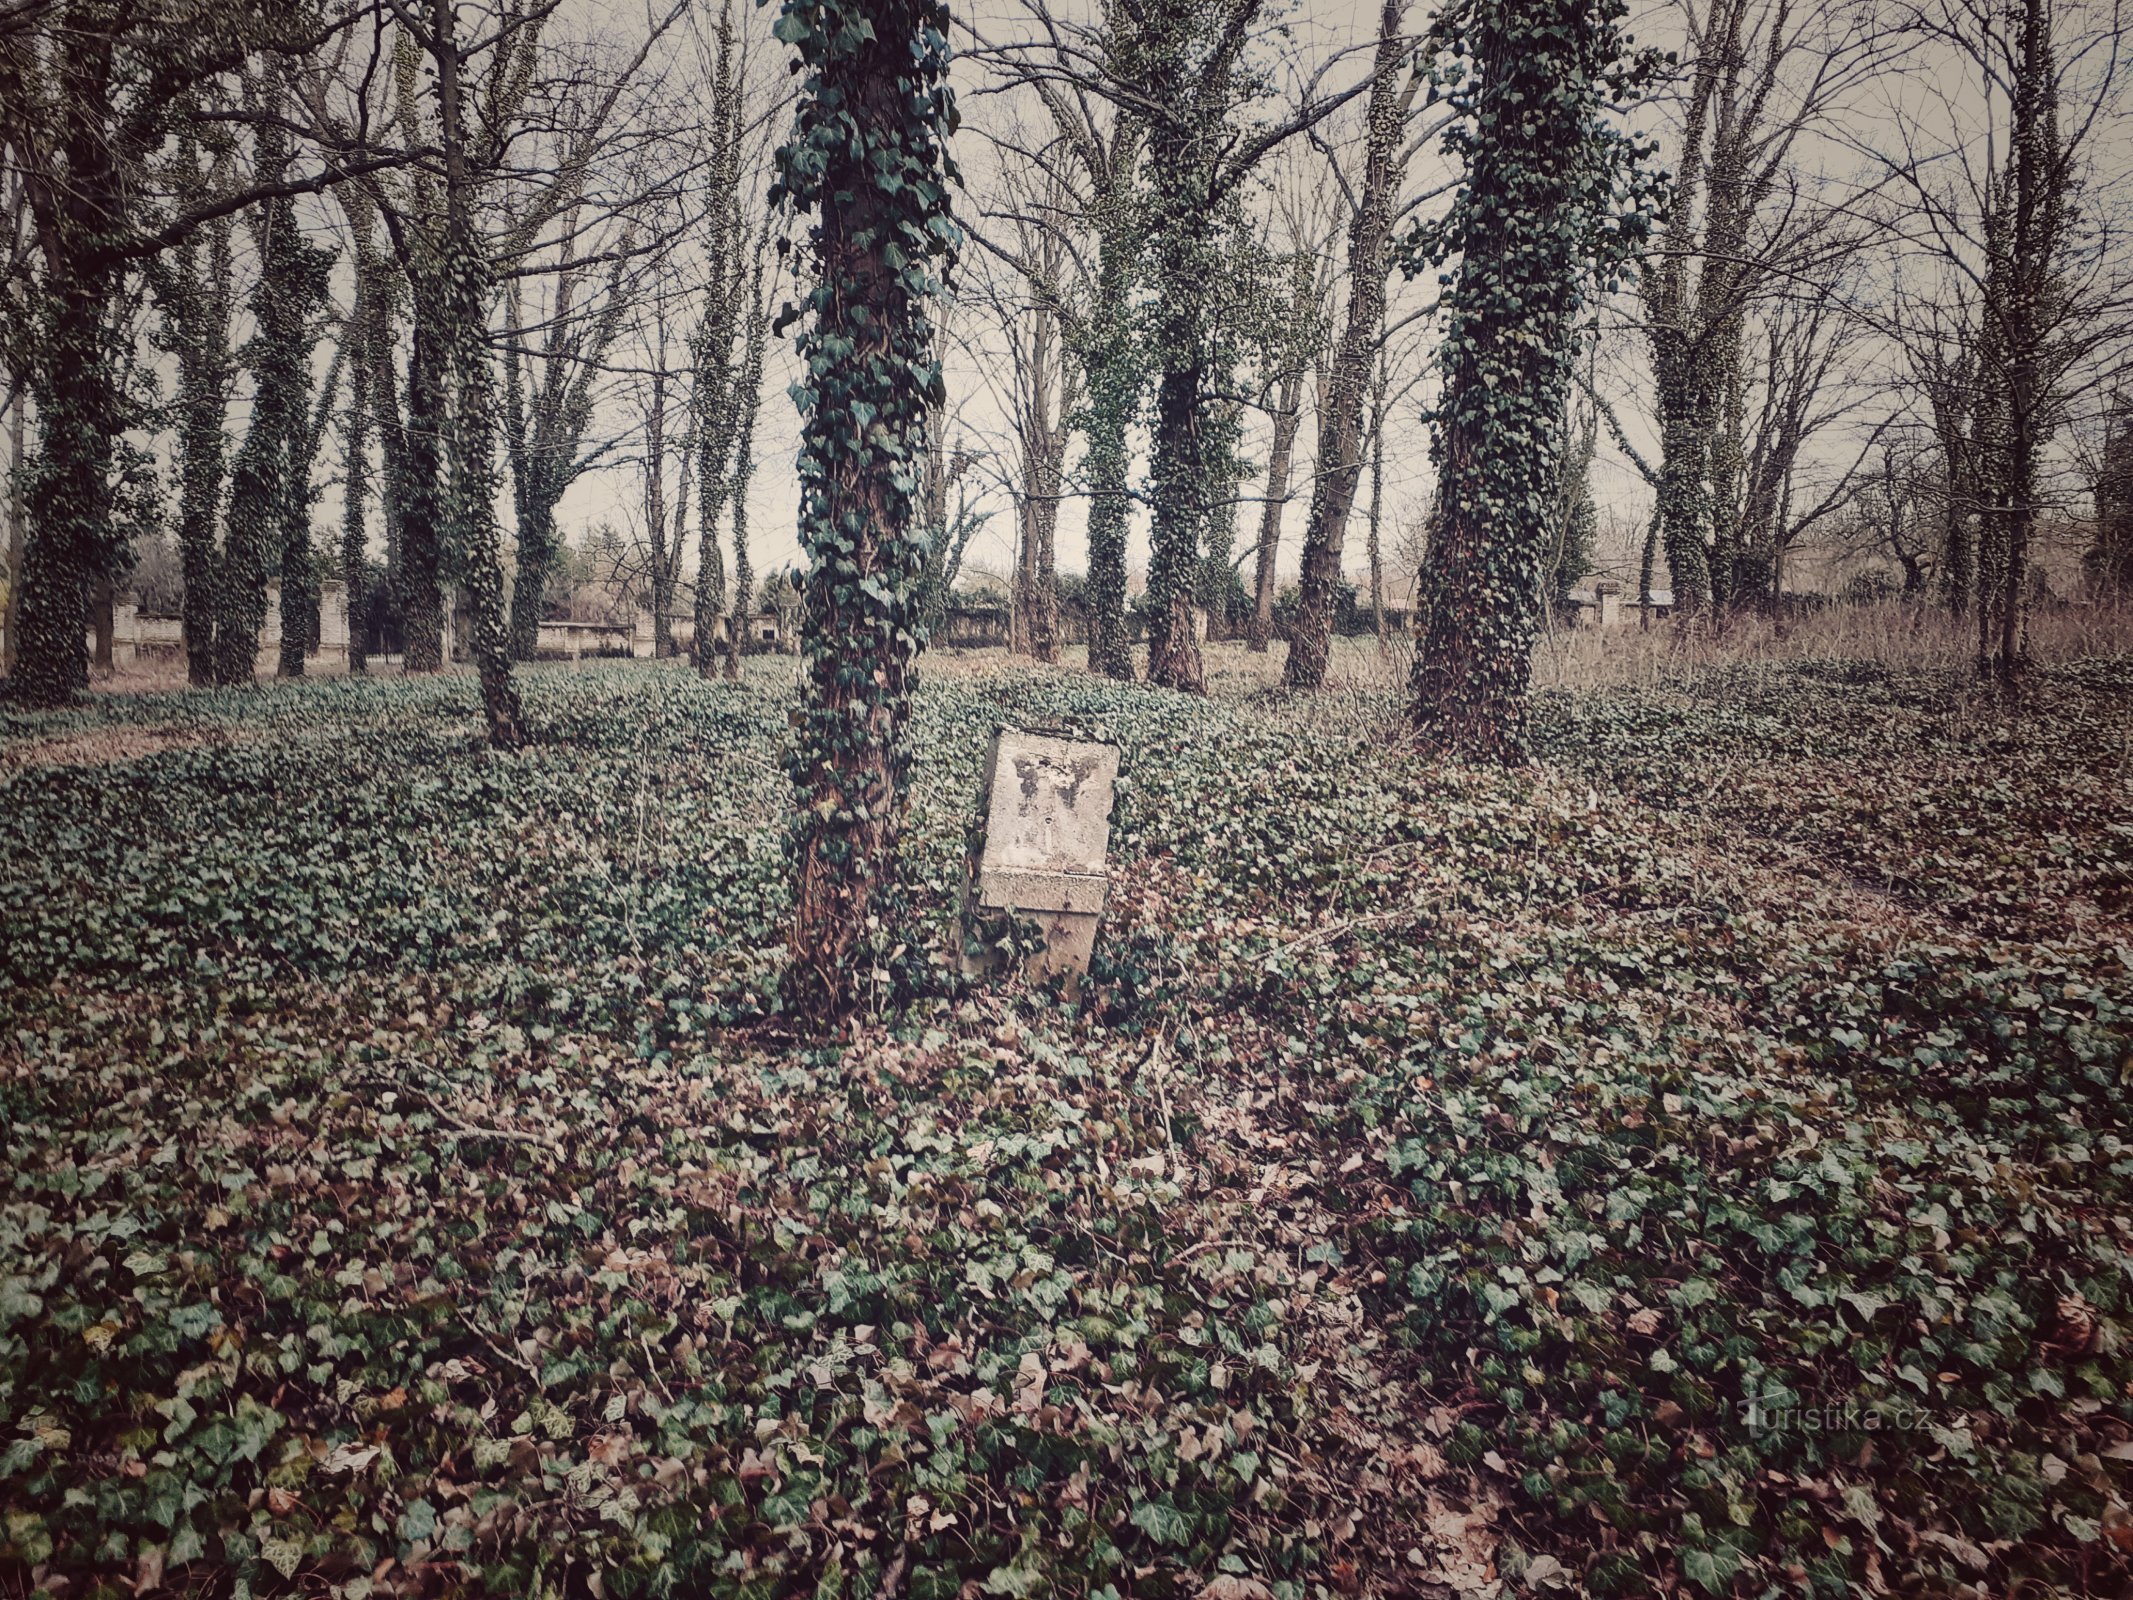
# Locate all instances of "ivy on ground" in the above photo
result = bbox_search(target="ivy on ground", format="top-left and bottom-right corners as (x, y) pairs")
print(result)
(0, 652), (2129, 1597)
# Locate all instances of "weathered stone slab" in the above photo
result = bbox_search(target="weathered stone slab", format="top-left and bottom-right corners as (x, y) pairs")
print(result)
(963, 728), (1120, 987)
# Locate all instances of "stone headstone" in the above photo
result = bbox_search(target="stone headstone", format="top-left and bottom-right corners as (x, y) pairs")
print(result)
(963, 728), (1121, 988)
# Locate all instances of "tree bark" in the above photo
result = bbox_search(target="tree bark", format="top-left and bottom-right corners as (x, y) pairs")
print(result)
(343, 283), (373, 675)
(1143, 358), (1210, 693)
(1408, 0), (1627, 757)
(2, 386), (23, 679)
(1284, 0), (1413, 689)
(783, 0), (955, 1026)
(432, 0), (522, 746)
(398, 310), (449, 673)
(1248, 369), (1306, 653)
(13, 247), (115, 705)
(1367, 360), (1389, 649)
(1081, 225), (1141, 680)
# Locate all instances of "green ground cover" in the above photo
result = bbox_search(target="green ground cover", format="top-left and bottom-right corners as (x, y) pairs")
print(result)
(2, 654), (2129, 1598)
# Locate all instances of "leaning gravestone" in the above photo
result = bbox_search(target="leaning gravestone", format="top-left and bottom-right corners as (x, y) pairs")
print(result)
(962, 728), (1121, 988)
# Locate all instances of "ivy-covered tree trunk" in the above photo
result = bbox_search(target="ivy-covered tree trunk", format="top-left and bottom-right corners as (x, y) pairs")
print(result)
(504, 258), (629, 664)
(724, 267), (769, 681)
(445, 251), (524, 745)
(777, 0), (958, 1026)
(694, 2), (750, 679)
(429, 0), (523, 746)
(1248, 360), (1309, 653)
(367, 267), (409, 641)
(1195, 397), (1245, 639)
(276, 504), (316, 679)
(217, 143), (331, 688)
(1284, 0), (1414, 689)
(157, 214), (236, 689)
(12, 249), (120, 706)
(398, 306), (450, 674)
(1138, 92), (1227, 694)
(1407, 0), (1654, 757)
(279, 351), (340, 678)
(342, 268), (376, 676)
(506, 498), (556, 660)
(2, 392), (24, 680)
(1078, 190), (1144, 681)
(1142, 350), (1212, 693)
(1981, 0), (2063, 690)
(506, 506), (556, 662)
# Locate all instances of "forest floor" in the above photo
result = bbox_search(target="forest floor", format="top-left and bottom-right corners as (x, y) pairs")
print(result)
(2, 645), (2131, 1600)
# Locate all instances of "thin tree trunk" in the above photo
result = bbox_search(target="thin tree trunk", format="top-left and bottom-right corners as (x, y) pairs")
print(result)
(1284, 0), (1414, 689)
(725, 271), (767, 680)
(2, 385), (23, 678)
(344, 299), (372, 675)
(1367, 356), (1389, 649)
(1081, 230), (1140, 680)
(399, 312), (448, 673)
(644, 364), (671, 658)
(1248, 370), (1305, 653)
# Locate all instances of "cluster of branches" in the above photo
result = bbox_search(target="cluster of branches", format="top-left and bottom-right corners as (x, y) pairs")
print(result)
(0, 0), (794, 739)
(923, 0), (2131, 722)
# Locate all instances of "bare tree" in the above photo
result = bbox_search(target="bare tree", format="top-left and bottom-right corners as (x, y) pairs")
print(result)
(1246, 177), (1338, 652)
(0, 0), (387, 704)
(1639, 0), (1887, 618)
(1869, 0), (2132, 683)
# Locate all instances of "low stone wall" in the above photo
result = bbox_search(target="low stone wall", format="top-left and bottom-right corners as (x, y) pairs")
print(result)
(938, 606), (1011, 649)
(534, 613), (655, 660)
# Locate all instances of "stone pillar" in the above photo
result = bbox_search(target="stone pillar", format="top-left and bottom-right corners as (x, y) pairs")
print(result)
(317, 582), (350, 669)
(256, 583), (284, 679)
(112, 603), (139, 669)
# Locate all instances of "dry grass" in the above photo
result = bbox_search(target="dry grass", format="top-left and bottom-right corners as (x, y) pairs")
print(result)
(60, 601), (2133, 717)
(1527, 598), (2133, 691)
(0, 721), (247, 771)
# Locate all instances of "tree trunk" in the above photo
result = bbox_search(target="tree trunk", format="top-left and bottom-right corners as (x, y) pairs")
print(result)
(1284, 0), (1413, 690)
(1081, 239), (1140, 678)
(162, 218), (235, 689)
(783, 0), (955, 1026)
(343, 285), (373, 676)
(399, 312), (449, 673)
(432, 0), (522, 746)
(1248, 371), (1305, 653)
(508, 505), (556, 661)
(644, 365), (673, 659)
(1408, 0), (1626, 757)
(91, 576), (114, 671)
(724, 273), (767, 681)
(277, 503), (315, 679)
(13, 254), (115, 706)
(1367, 357), (1389, 649)
(1143, 360), (1210, 693)
(2, 386), (23, 679)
